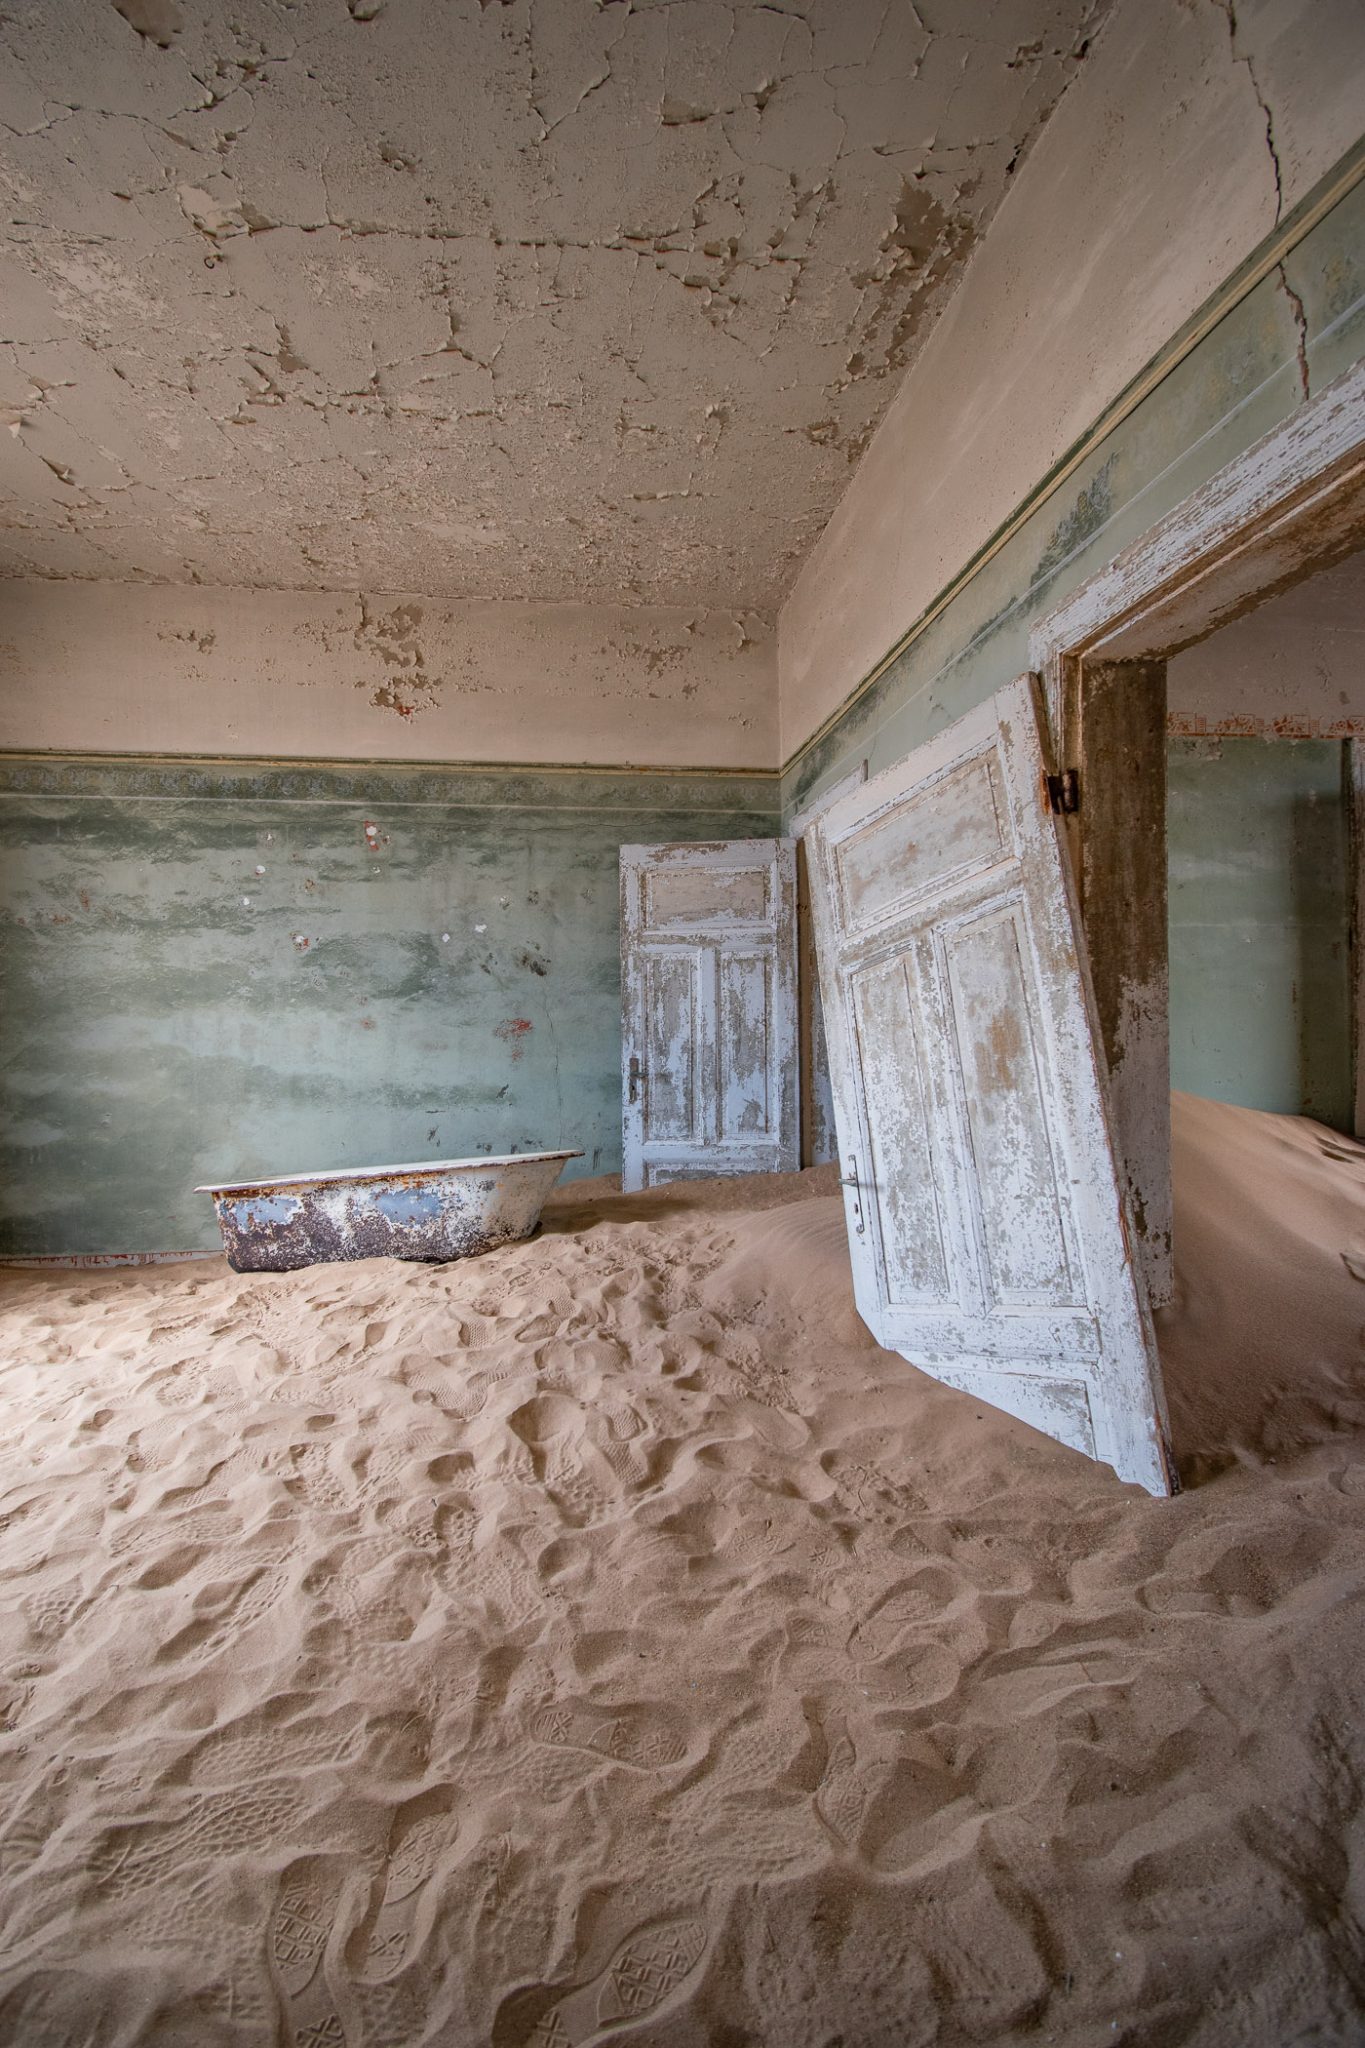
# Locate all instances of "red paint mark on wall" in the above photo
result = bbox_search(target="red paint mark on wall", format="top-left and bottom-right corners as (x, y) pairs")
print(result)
(370, 685), (418, 719)
(495, 1017), (534, 1061)
(1169, 713), (1365, 739)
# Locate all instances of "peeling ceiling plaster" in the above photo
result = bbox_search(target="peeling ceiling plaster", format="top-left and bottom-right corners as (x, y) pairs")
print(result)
(0, 0), (1109, 606)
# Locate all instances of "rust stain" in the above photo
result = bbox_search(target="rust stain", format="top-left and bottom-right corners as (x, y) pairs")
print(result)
(974, 1006), (1024, 1097)
(198, 1151), (578, 1273)
(495, 1017), (534, 1061)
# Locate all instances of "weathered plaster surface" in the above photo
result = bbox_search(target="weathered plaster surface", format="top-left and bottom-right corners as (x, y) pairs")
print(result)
(779, 0), (1365, 757)
(1168, 548), (1365, 737)
(0, 582), (775, 765)
(0, 0), (1111, 606)
(0, 757), (778, 1253)
(1168, 735), (1352, 1129)
(781, 144), (1365, 820)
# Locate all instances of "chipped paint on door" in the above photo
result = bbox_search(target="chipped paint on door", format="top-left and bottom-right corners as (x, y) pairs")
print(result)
(620, 841), (798, 1191)
(790, 761), (868, 1168)
(806, 676), (1176, 1496)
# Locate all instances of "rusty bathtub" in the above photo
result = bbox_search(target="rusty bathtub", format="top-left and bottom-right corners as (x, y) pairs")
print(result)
(196, 1149), (582, 1273)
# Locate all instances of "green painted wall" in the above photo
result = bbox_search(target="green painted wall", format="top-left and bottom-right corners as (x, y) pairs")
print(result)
(0, 757), (778, 1254)
(1167, 737), (1352, 1129)
(782, 160), (1365, 822)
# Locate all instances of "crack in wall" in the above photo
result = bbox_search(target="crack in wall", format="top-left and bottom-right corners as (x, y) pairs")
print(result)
(1276, 262), (1311, 401)
(1207, 1), (1314, 406)
(1209, 0), (1284, 221)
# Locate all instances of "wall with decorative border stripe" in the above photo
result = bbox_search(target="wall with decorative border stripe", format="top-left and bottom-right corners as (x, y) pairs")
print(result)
(780, 152), (1365, 821)
(0, 757), (778, 1255)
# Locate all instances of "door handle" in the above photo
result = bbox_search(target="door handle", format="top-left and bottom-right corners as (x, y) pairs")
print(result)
(839, 1156), (866, 1236)
(628, 1054), (645, 1105)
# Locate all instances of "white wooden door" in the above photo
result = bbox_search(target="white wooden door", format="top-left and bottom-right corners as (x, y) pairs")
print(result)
(805, 677), (1176, 1496)
(620, 840), (798, 1191)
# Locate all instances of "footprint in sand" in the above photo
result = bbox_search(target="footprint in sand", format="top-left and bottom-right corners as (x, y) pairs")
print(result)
(108, 1497), (241, 1561)
(438, 1359), (525, 1420)
(815, 1734), (878, 1851)
(545, 1458), (618, 1528)
(21, 1578), (90, 1644)
(187, 1703), (366, 1789)
(270, 1855), (350, 2047)
(0, 1812), (48, 1887)
(352, 1972), (434, 2048)
(287, 1440), (352, 1514)
(508, 1397), (621, 1525)
(91, 1784), (315, 1901)
(353, 1787), (459, 1982)
(590, 1403), (652, 1488)
(529, 1698), (686, 1771)
(498, 1917), (709, 2047)
(154, 1560), (290, 1665)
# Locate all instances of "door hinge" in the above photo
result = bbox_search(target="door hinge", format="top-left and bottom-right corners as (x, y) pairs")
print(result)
(1046, 769), (1080, 816)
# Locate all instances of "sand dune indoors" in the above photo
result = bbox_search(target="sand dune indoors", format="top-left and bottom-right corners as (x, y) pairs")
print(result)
(2, 1093), (1365, 2045)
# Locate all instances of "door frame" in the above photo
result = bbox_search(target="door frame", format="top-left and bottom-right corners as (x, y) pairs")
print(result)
(789, 761), (867, 1166)
(1028, 357), (1365, 1297)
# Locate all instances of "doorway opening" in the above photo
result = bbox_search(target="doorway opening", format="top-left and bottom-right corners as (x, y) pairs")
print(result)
(1030, 359), (1365, 1305)
(1166, 550), (1364, 1136)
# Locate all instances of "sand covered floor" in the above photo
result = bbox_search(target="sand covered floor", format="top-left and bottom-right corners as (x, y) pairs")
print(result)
(3, 1096), (1365, 2046)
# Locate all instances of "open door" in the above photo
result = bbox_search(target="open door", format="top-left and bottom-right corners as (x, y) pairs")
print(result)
(620, 840), (798, 1191)
(805, 677), (1176, 1495)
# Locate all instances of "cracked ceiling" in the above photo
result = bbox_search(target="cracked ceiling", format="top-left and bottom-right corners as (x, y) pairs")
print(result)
(0, 0), (1109, 607)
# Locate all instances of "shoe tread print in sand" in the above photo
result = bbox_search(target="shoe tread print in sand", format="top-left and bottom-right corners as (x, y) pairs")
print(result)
(269, 1855), (350, 2048)
(529, 1697), (687, 1772)
(352, 1787), (459, 1984)
(497, 1917), (709, 2048)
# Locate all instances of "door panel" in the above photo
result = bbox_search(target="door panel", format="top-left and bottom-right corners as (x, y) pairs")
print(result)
(647, 861), (772, 928)
(931, 1363), (1097, 1460)
(849, 956), (952, 1307)
(836, 752), (1007, 924)
(942, 904), (1077, 1307)
(719, 952), (775, 1140)
(806, 676), (1175, 1496)
(621, 841), (798, 1191)
(641, 950), (701, 1145)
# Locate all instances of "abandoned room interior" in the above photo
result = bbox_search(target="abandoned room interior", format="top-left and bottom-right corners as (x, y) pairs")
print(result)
(3, 0), (1365, 2041)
